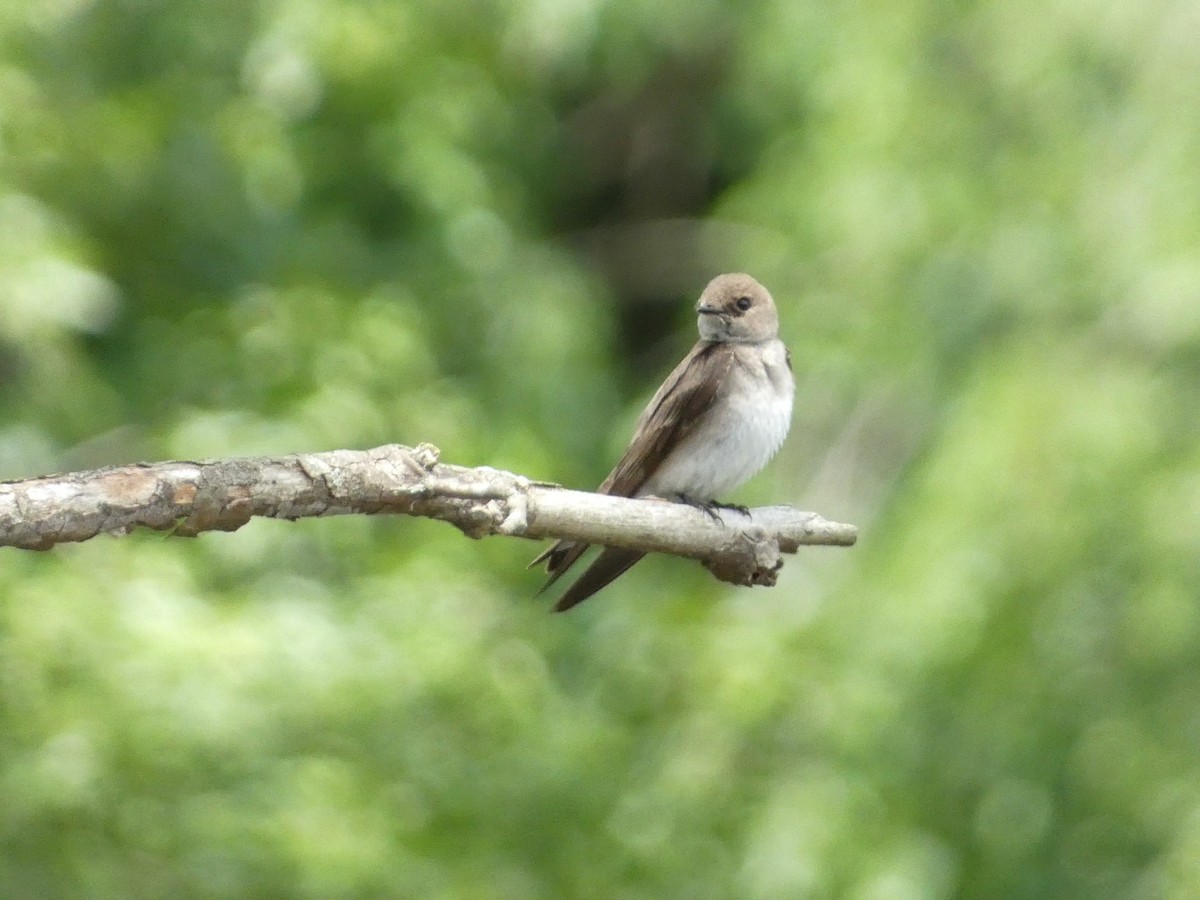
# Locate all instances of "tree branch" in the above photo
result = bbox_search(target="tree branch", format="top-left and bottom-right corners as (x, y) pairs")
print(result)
(0, 443), (856, 587)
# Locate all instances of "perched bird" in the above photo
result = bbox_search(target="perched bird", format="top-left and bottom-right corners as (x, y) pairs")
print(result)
(532, 273), (794, 611)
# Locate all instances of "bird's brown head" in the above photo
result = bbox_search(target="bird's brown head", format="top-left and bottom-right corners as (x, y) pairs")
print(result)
(694, 273), (779, 343)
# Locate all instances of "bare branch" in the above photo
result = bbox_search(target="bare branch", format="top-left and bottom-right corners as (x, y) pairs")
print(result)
(0, 443), (856, 587)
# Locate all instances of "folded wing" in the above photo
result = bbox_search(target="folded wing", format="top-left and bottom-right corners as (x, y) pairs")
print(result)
(530, 341), (732, 609)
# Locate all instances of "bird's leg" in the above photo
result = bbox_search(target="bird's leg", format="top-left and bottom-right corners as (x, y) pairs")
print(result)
(674, 495), (749, 522)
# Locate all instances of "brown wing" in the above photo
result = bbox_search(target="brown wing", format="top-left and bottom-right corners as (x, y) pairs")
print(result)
(530, 341), (731, 603)
(598, 340), (731, 497)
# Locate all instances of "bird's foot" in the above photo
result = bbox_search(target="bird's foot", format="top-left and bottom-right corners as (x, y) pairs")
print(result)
(678, 496), (750, 522)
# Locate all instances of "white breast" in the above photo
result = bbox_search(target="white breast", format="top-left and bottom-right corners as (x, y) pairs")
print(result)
(640, 339), (794, 501)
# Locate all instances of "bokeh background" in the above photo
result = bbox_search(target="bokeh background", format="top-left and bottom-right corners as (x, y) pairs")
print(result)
(2, 0), (1198, 897)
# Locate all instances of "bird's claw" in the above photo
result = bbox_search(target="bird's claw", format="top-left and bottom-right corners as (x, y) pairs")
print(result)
(679, 497), (750, 522)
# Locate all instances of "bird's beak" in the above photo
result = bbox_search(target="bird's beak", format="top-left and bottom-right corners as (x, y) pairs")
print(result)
(696, 304), (721, 316)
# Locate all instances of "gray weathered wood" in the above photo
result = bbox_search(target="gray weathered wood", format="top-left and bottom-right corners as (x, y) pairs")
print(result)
(0, 443), (856, 587)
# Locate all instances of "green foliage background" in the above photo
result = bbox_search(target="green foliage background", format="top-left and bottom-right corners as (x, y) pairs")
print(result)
(1, 0), (1198, 897)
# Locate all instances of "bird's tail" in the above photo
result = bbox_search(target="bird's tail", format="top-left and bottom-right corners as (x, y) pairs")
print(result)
(553, 548), (646, 612)
(529, 539), (589, 596)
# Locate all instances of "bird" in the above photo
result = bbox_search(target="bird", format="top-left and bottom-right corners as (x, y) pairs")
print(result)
(532, 272), (794, 611)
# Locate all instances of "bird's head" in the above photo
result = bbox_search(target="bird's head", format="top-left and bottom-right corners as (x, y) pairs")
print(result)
(695, 273), (779, 343)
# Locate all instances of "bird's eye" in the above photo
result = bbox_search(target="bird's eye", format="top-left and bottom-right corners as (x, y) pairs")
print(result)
(735, 296), (753, 311)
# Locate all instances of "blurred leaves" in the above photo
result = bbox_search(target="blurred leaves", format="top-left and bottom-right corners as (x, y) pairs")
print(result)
(1, 0), (1198, 897)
